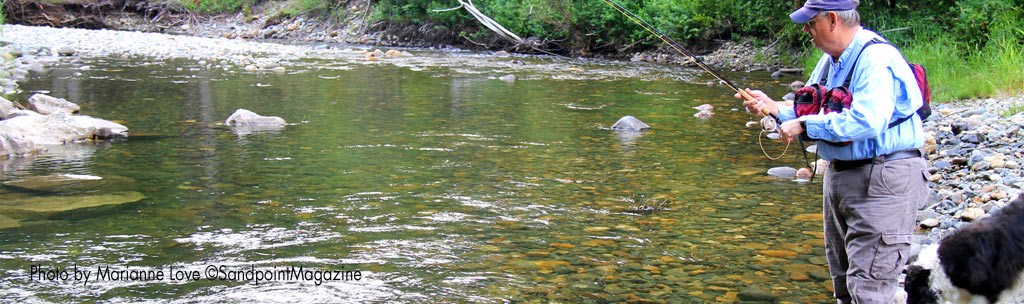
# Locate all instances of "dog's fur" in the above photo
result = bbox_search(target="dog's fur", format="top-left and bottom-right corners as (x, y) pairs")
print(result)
(905, 194), (1024, 304)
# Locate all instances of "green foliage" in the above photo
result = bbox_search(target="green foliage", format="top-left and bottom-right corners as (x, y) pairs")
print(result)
(370, 0), (433, 24)
(896, 2), (1024, 102)
(183, 0), (257, 14)
(280, 0), (334, 17)
(792, 0), (1023, 102)
(644, 0), (713, 42)
(374, 0), (800, 54)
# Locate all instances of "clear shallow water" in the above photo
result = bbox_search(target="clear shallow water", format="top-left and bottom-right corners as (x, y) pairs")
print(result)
(0, 51), (832, 302)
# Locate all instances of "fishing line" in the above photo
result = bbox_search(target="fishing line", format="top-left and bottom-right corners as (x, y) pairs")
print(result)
(600, 0), (794, 160)
(600, 0), (750, 97)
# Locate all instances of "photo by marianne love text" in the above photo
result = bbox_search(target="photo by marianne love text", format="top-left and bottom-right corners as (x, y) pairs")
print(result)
(27, 264), (362, 287)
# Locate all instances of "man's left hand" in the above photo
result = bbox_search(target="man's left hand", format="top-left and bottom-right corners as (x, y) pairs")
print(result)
(778, 119), (804, 143)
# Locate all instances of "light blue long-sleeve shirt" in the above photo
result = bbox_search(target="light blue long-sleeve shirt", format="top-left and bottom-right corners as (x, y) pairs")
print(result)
(776, 27), (925, 161)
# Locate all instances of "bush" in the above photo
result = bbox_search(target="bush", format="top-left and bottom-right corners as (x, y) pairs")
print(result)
(184, 0), (253, 13)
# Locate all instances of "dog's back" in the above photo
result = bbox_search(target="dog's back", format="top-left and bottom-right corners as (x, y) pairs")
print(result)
(906, 194), (1024, 304)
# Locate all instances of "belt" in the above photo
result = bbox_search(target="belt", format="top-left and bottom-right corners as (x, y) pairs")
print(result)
(830, 149), (922, 172)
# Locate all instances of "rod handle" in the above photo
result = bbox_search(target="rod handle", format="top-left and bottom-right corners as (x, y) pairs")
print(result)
(738, 89), (773, 117)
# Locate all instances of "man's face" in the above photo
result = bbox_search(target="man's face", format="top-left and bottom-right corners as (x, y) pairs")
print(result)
(802, 13), (829, 51)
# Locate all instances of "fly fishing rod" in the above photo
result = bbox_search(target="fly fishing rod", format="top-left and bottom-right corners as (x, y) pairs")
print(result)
(599, 0), (778, 122)
(600, 0), (801, 160)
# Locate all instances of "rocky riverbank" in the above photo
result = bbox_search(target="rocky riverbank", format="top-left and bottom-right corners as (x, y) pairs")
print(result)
(2, 21), (1023, 255)
(916, 97), (1024, 243)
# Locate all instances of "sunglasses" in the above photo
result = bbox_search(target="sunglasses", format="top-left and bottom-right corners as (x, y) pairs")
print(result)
(804, 14), (827, 30)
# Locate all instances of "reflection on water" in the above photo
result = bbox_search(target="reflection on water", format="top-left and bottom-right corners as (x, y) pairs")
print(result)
(0, 51), (830, 302)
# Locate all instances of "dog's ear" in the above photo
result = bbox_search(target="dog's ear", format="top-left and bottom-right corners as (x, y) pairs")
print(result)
(904, 265), (939, 304)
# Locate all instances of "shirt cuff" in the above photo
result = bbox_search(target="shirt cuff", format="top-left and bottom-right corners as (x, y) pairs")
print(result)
(802, 115), (828, 139)
(777, 106), (797, 122)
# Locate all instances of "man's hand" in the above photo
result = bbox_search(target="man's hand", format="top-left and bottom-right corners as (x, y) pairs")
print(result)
(736, 89), (779, 117)
(778, 119), (804, 144)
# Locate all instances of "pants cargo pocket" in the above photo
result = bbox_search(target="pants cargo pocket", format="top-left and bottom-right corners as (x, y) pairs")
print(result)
(870, 234), (912, 280)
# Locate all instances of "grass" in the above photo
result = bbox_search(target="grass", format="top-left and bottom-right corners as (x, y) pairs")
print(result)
(797, 32), (1023, 104)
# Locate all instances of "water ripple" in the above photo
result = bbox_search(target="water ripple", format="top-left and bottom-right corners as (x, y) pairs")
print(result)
(174, 224), (341, 254)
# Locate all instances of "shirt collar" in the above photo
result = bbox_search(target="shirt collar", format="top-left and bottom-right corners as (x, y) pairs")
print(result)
(831, 27), (875, 73)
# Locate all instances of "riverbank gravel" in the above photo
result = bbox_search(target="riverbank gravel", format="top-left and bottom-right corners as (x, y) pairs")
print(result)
(917, 97), (1024, 243)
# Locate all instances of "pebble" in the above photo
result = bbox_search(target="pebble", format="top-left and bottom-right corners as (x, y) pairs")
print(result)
(919, 218), (940, 228)
(959, 207), (986, 221)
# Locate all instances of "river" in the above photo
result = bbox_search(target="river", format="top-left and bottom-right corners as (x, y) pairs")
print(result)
(0, 29), (832, 302)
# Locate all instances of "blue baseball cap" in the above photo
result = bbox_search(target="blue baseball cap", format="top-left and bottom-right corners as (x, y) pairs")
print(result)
(790, 0), (858, 23)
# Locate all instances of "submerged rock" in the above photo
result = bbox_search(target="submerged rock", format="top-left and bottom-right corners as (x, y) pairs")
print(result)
(56, 45), (77, 56)
(0, 191), (145, 218)
(2, 173), (136, 193)
(693, 104), (714, 119)
(610, 115), (650, 131)
(692, 104), (713, 112)
(224, 109), (286, 126)
(0, 214), (18, 229)
(767, 166), (798, 178)
(795, 167), (813, 179)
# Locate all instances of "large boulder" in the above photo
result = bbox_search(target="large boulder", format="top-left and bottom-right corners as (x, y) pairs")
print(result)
(0, 132), (43, 159)
(224, 109), (287, 135)
(28, 93), (80, 115)
(0, 112), (92, 145)
(68, 115), (130, 139)
(0, 96), (17, 119)
(0, 111), (127, 147)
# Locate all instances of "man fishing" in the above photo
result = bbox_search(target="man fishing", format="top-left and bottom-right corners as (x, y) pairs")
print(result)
(738, 0), (928, 302)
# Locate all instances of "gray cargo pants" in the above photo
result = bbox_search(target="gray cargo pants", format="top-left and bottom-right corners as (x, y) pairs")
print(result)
(822, 155), (928, 303)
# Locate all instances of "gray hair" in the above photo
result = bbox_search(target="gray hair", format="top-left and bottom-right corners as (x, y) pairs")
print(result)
(817, 10), (861, 27)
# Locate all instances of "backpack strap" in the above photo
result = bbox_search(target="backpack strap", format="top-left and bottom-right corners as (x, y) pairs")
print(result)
(841, 38), (885, 88)
(887, 105), (915, 128)
(843, 38), (923, 129)
(816, 61), (830, 85)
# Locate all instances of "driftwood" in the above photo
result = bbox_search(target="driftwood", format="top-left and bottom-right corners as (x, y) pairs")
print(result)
(433, 0), (523, 44)
(775, 68), (804, 74)
(432, 0), (562, 55)
(3, 0), (108, 28)
(3, 0), (199, 29)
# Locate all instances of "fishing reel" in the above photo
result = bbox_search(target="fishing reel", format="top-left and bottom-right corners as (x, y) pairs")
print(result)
(760, 116), (778, 132)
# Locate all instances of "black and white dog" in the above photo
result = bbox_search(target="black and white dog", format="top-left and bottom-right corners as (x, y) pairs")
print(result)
(905, 193), (1024, 304)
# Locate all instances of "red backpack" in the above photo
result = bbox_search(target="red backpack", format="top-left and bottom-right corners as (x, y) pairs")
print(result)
(890, 60), (932, 128)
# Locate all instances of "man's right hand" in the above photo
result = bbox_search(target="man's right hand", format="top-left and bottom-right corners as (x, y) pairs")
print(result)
(737, 88), (779, 117)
